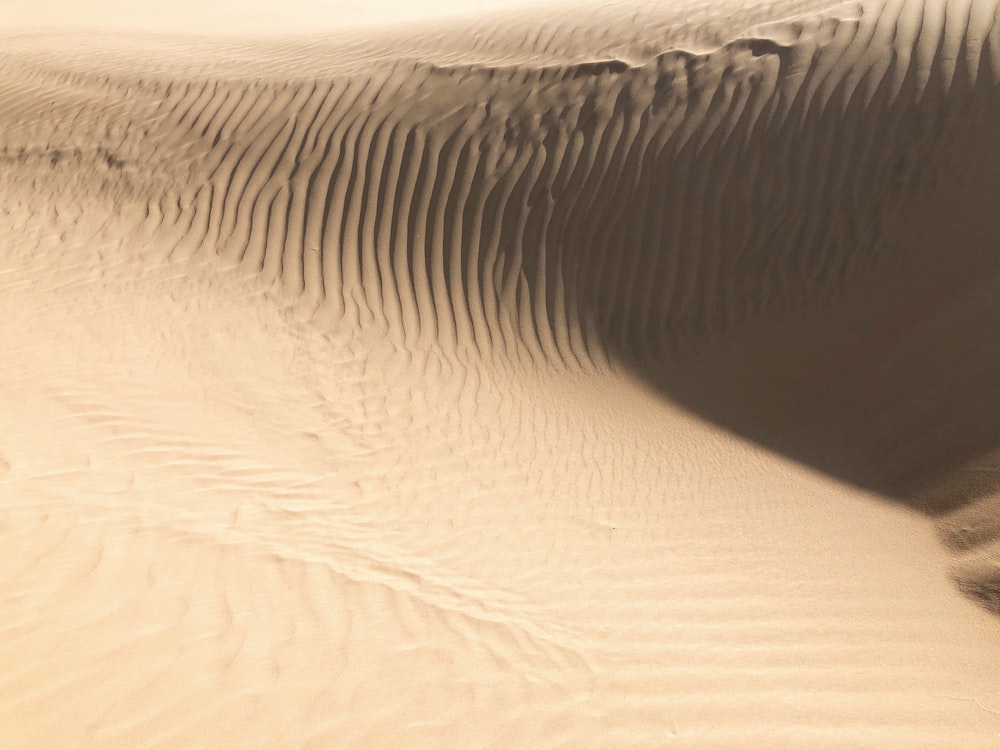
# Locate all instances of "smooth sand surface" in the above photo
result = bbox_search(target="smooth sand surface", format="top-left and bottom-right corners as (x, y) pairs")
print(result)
(2, 1), (1000, 747)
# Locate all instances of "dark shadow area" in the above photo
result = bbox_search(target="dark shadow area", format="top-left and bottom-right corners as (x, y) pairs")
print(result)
(593, 45), (1000, 524)
(628, 260), (1000, 515)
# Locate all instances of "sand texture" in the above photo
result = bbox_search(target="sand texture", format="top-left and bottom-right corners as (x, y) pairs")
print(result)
(2, 0), (1000, 747)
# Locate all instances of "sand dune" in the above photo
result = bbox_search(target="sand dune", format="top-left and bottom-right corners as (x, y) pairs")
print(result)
(2, 0), (1000, 747)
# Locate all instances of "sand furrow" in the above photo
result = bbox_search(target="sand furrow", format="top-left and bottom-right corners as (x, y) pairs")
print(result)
(276, 81), (328, 300)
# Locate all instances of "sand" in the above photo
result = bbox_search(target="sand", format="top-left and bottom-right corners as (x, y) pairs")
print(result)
(2, 0), (1000, 747)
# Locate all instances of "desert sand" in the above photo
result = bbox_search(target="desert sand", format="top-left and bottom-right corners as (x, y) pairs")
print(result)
(2, 0), (1000, 747)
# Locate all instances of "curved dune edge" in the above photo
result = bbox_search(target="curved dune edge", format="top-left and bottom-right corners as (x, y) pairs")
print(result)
(0, 0), (862, 68)
(2, 0), (1000, 748)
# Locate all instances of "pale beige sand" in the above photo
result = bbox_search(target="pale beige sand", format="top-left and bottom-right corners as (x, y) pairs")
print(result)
(2, 0), (1000, 748)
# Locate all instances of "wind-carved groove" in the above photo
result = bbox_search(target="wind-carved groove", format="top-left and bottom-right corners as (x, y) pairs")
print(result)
(209, 89), (277, 262)
(443, 130), (478, 360)
(390, 124), (423, 344)
(316, 79), (371, 325)
(322, 85), (364, 327)
(255, 86), (316, 281)
(369, 113), (402, 331)
(298, 82), (348, 312)
(369, 118), (403, 335)
(539, 125), (582, 367)
(278, 81), (326, 299)
(457, 129), (489, 361)
(425, 121), (461, 355)
(342, 104), (380, 330)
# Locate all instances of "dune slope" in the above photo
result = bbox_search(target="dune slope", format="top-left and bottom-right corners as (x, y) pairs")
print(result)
(2, 0), (1000, 747)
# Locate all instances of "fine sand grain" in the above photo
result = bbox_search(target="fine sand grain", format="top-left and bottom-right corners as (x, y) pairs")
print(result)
(2, 1), (1000, 747)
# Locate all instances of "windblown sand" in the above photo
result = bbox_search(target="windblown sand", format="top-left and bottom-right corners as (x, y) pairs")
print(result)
(2, 0), (1000, 747)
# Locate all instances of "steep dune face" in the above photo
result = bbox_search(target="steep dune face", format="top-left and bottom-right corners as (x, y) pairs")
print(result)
(0, 2), (934, 352)
(3, 0), (1000, 748)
